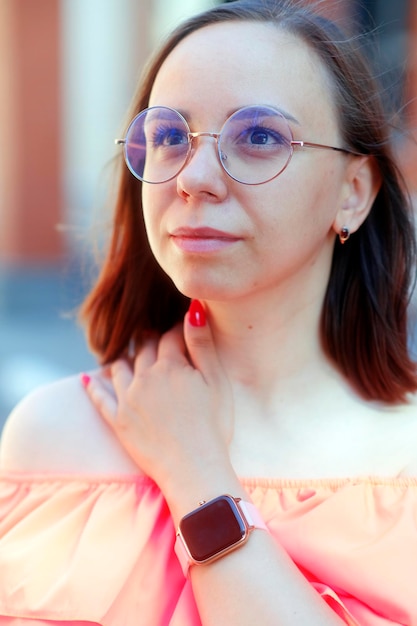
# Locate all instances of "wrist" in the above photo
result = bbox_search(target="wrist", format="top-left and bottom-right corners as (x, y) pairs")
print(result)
(161, 459), (243, 526)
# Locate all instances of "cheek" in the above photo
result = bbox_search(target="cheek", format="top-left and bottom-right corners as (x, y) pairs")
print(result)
(285, 164), (343, 222)
(252, 168), (342, 255)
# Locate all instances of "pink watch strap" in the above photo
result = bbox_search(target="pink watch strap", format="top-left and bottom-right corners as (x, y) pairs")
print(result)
(175, 533), (192, 576)
(238, 499), (268, 531)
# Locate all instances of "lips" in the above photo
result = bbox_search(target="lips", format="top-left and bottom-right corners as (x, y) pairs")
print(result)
(170, 226), (241, 253)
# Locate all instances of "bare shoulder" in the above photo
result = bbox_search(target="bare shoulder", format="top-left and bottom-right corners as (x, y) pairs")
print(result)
(0, 373), (139, 475)
(393, 393), (417, 477)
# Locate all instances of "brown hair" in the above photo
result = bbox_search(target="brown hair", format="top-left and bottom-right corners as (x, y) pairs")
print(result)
(80, 0), (417, 403)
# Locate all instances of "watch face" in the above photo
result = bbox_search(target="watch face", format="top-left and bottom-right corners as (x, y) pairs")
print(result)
(179, 495), (247, 562)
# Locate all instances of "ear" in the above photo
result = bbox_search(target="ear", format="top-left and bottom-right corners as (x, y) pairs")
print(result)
(332, 156), (381, 236)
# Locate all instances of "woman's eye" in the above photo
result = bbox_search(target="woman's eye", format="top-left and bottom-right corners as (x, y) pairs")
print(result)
(152, 126), (188, 147)
(238, 125), (287, 147)
(249, 129), (271, 145)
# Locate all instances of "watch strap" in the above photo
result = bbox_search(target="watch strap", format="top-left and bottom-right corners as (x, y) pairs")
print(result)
(238, 499), (268, 531)
(175, 530), (193, 576)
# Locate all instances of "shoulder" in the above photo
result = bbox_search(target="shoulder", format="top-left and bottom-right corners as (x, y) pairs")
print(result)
(389, 393), (417, 477)
(0, 373), (139, 475)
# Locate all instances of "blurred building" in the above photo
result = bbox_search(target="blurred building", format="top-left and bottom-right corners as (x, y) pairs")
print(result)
(0, 0), (415, 423)
(0, 0), (415, 269)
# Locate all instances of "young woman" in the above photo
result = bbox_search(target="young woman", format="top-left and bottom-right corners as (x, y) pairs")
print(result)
(1, 1), (416, 624)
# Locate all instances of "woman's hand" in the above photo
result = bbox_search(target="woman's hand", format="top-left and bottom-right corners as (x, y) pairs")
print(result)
(83, 303), (346, 626)
(83, 301), (234, 501)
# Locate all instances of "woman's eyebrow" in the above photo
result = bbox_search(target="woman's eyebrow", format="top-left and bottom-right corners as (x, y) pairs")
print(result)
(228, 105), (300, 125)
(176, 105), (300, 126)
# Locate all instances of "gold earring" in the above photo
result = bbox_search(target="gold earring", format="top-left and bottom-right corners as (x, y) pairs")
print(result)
(339, 226), (350, 244)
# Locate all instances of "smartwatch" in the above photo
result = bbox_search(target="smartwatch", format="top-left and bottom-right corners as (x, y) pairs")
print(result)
(175, 494), (268, 576)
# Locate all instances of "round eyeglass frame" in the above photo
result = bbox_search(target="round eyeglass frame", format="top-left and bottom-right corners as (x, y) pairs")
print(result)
(115, 104), (362, 186)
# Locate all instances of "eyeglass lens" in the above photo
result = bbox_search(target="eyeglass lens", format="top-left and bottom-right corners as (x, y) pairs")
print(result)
(122, 105), (294, 185)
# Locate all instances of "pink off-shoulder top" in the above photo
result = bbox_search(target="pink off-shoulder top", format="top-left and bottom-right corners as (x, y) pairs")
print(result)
(0, 473), (416, 625)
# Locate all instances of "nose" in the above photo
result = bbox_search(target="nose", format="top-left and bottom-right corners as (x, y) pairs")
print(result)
(187, 133), (223, 171)
(176, 134), (228, 200)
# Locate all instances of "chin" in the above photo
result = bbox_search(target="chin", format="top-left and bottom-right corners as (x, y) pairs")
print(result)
(172, 278), (235, 302)
(162, 259), (246, 301)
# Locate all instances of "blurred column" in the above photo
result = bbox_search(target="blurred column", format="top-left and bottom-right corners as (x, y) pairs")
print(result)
(151, 0), (213, 43)
(0, 0), (62, 264)
(61, 0), (153, 250)
(401, 0), (417, 194)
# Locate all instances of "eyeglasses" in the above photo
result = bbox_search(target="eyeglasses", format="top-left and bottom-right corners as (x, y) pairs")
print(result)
(115, 104), (361, 185)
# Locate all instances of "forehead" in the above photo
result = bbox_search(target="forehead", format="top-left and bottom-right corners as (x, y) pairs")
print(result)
(149, 21), (338, 132)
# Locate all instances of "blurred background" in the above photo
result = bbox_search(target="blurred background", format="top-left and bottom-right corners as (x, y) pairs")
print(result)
(0, 0), (416, 430)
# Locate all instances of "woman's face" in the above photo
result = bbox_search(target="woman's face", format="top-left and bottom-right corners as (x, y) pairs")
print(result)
(142, 21), (350, 304)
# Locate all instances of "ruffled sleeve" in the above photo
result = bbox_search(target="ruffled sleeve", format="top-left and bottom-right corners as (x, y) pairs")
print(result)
(0, 474), (194, 625)
(244, 477), (417, 626)
(0, 474), (416, 625)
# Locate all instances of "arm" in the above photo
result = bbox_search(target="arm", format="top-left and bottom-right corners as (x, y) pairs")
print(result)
(85, 304), (346, 626)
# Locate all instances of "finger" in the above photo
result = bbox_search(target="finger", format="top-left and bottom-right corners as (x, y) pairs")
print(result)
(134, 334), (158, 375)
(157, 323), (187, 363)
(82, 370), (119, 423)
(111, 359), (134, 399)
(183, 300), (223, 383)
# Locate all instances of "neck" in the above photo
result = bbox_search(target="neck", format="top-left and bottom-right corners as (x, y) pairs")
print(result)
(204, 286), (329, 394)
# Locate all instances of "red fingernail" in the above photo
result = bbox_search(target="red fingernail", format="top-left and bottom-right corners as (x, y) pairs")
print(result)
(81, 373), (91, 388)
(188, 299), (206, 327)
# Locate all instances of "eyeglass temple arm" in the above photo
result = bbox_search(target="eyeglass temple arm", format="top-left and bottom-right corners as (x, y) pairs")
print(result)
(113, 136), (364, 159)
(292, 140), (362, 156)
